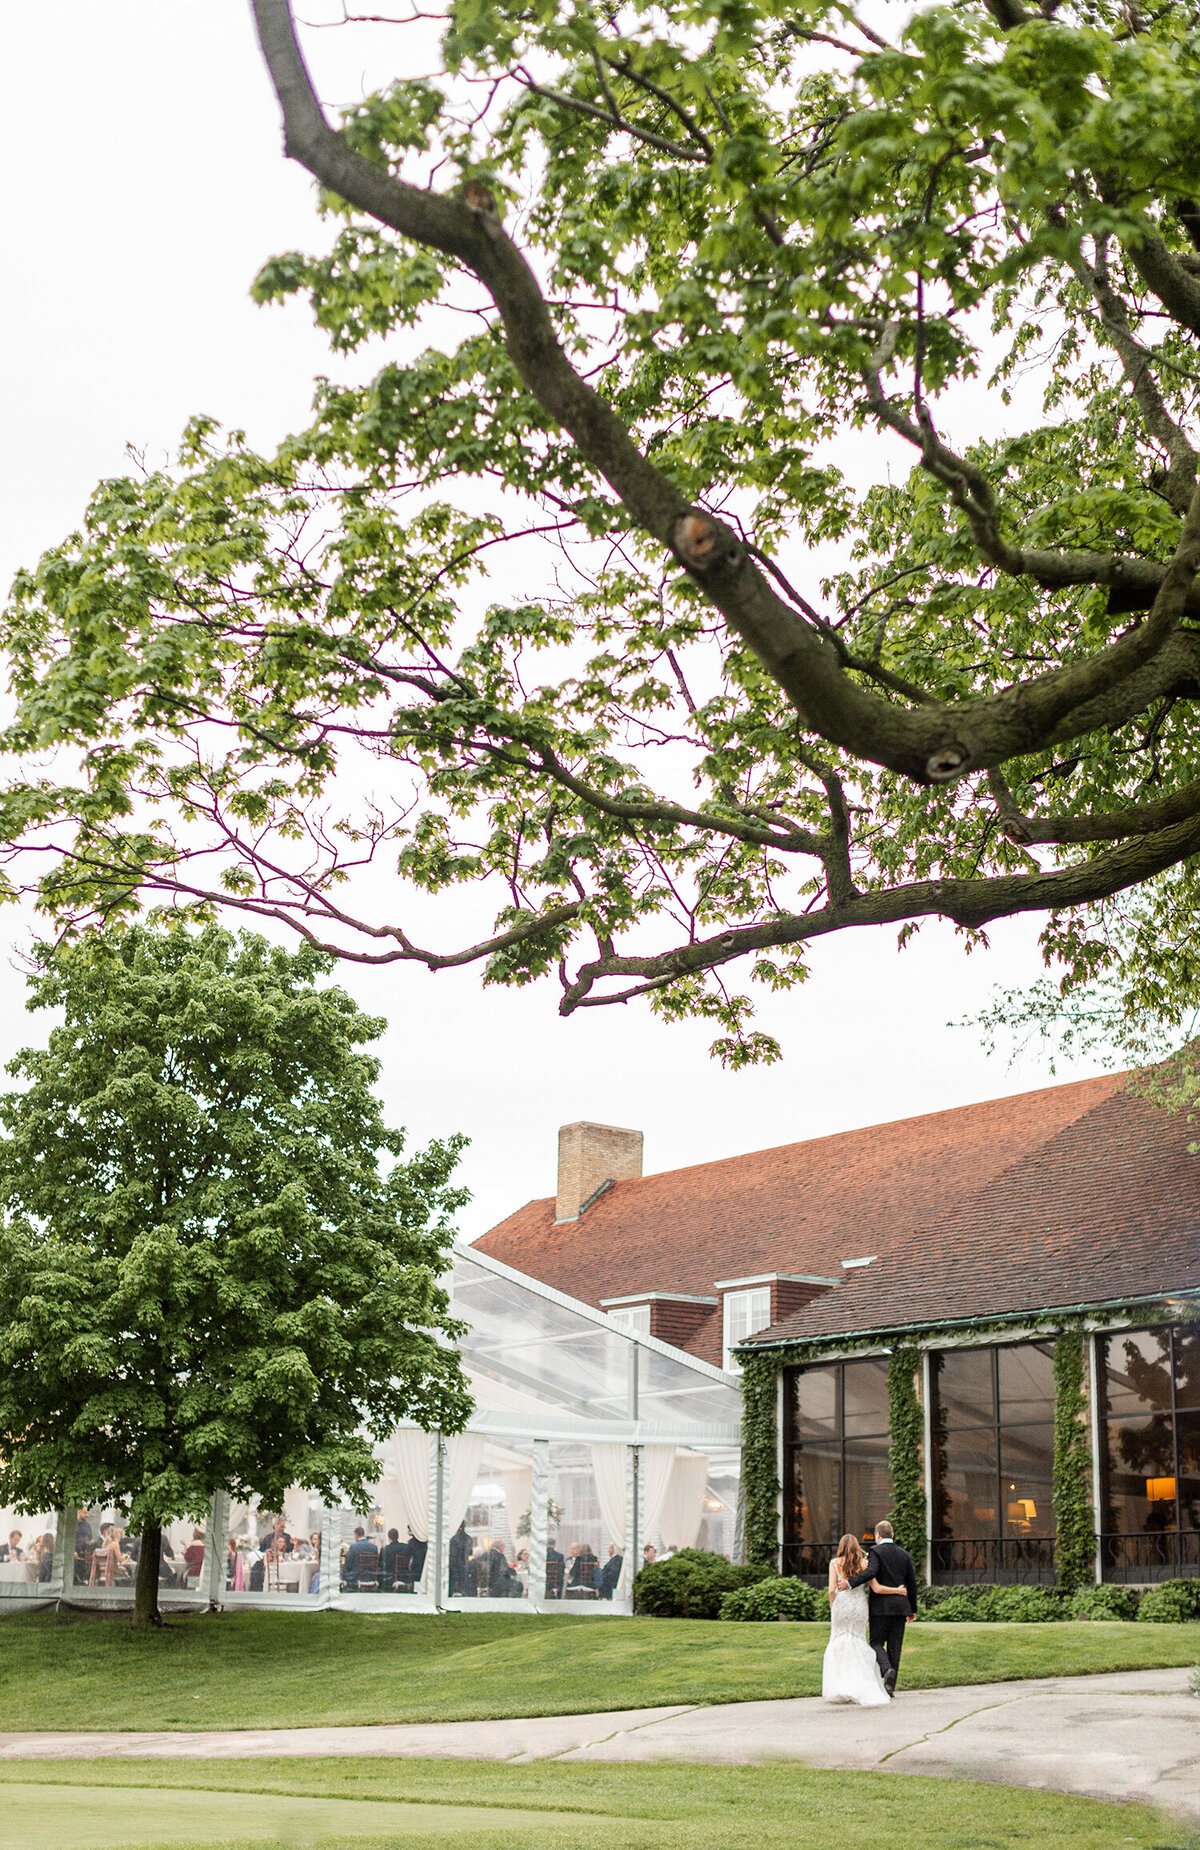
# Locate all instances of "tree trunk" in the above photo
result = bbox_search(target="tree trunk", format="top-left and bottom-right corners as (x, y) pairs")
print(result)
(133, 1526), (163, 1627)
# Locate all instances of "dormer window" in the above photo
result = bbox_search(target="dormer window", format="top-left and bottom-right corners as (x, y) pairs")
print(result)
(721, 1285), (772, 1370)
(607, 1304), (651, 1336)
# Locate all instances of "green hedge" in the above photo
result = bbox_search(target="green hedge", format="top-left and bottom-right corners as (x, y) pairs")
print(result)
(918, 1583), (1068, 1621)
(1138, 1578), (1200, 1623)
(918, 1578), (1200, 1622)
(1070, 1583), (1143, 1621)
(720, 1577), (821, 1621)
(633, 1548), (771, 1619)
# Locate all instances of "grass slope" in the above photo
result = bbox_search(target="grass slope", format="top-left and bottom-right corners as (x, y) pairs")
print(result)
(0, 1609), (1195, 1731)
(0, 1758), (1194, 1850)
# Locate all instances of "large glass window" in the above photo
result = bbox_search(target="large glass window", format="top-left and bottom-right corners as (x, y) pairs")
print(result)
(783, 1358), (891, 1579)
(931, 1341), (1055, 1584)
(1101, 1324), (1200, 1582)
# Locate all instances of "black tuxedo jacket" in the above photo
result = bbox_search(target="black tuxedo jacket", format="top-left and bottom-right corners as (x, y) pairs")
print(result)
(849, 1540), (918, 1617)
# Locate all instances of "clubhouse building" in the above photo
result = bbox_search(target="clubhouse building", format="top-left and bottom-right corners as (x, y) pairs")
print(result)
(478, 1073), (1199, 1588)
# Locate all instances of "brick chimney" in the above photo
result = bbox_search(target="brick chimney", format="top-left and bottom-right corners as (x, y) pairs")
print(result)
(555, 1121), (643, 1223)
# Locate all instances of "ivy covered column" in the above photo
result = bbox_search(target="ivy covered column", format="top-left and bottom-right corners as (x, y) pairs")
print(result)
(886, 1345), (926, 1586)
(740, 1354), (782, 1571)
(1053, 1329), (1097, 1592)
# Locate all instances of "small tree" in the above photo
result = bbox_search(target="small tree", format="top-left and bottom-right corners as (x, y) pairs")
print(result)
(0, 925), (471, 1626)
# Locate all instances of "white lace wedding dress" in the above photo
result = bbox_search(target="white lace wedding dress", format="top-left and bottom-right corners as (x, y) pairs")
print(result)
(821, 1585), (890, 1706)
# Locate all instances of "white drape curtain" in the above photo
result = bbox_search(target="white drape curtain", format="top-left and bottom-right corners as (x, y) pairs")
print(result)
(500, 1467), (533, 1544)
(445, 1432), (486, 1532)
(282, 1486), (309, 1538)
(391, 1429), (432, 1543)
(659, 1451), (709, 1552)
(642, 1444), (677, 1544)
(590, 1443), (628, 1547)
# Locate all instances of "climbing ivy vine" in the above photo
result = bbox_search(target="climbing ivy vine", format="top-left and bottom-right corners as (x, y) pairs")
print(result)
(1053, 1329), (1096, 1593)
(887, 1344), (926, 1585)
(740, 1353), (782, 1569)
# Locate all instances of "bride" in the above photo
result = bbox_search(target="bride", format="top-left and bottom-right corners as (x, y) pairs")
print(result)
(821, 1533), (901, 1706)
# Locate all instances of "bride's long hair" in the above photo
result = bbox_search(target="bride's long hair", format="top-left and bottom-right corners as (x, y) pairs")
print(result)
(835, 1533), (866, 1578)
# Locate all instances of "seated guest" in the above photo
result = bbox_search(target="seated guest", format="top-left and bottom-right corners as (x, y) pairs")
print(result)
(475, 1538), (519, 1597)
(378, 1527), (407, 1590)
(568, 1542), (598, 1591)
(33, 1533), (56, 1582)
(642, 1544), (657, 1566)
(342, 1525), (379, 1589)
(183, 1530), (205, 1578)
(260, 1517), (293, 1556)
(544, 1539), (564, 1599)
(1, 1530), (23, 1562)
(514, 1548), (531, 1591)
(598, 1544), (623, 1599)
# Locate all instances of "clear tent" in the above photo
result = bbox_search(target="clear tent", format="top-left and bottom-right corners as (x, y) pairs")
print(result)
(14, 1245), (742, 1613)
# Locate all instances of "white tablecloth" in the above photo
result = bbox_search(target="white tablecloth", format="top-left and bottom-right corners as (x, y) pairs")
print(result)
(0, 1562), (36, 1584)
(271, 1557), (317, 1594)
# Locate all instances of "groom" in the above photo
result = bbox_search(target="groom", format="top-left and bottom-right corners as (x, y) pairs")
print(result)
(848, 1519), (918, 1696)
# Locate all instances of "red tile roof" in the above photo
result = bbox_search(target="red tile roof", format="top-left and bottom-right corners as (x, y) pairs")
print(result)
(473, 1073), (1134, 1363)
(744, 1083), (1200, 1348)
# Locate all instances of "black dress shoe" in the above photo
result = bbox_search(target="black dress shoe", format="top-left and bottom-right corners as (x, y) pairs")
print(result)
(884, 1668), (897, 1695)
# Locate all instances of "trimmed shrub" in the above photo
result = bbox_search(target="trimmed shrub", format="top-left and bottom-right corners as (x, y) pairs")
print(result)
(720, 1576), (821, 1622)
(922, 1593), (980, 1622)
(1138, 1579), (1200, 1624)
(1070, 1584), (1143, 1621)
(986, 1585), (1063, 1622)
(634, 1548), (771, 1619)
(919, 1584), (1067, 1622)
(917, 1583), (965, 1613)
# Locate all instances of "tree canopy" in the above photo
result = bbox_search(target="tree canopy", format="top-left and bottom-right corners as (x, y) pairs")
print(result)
(4, 0), (1200, 1061)
(0, 925), (469, 1622)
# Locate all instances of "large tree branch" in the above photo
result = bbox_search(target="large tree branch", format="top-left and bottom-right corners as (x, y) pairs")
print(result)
(560, 803), (1200, 1008)
(988, 763), (1200, 846)
(252, 0), (1200, 791)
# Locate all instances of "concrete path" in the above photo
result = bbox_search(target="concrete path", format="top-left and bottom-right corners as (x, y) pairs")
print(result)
(0, 1669), (1196, 1820)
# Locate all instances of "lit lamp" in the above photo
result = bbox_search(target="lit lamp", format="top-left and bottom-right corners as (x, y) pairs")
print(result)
(1146, 1477), (1176, 1502)
(1006, 1499), (1037, 1526)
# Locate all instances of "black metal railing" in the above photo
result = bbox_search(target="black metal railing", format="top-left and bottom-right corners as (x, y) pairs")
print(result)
(781, 1541), (838, 1585)
(931, 1536), (1058, 1586)
(1100, 1531), (1200, 1584)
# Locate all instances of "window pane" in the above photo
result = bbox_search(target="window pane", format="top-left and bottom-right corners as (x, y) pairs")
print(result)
(997, 1343), (1055, 1423)
(936, 1349), (995, 1429)
(936, 1428), (999, 1537)
(843, 1434), (892, 1542)
(1103, 1329), (1173, 1417)
(791, 1367), (838, 1437)
(609, 1306), (651, 1336)
(842, 1358), (890, 1437)
(1177, 1411), (1200, 1534)
(548, 1443), (617, 1601)
(1173, 1327), (1200, 1410)
(794, 1441), (839, 1543)
(1103, 1414), (1177, 1536)
(999, 1426), (1055, 1538)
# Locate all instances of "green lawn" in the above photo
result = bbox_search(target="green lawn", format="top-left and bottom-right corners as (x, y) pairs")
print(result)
(0, 1757), (1195, 1850)
(0, 1609), (1195, 1731)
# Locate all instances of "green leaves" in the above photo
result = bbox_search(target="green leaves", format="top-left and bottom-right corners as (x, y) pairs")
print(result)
(2, 0), (1200, 1061)
(0, 925), (471, 1531)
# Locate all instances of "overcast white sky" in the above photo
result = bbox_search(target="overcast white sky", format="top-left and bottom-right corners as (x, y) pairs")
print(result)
(0, 2), (1111, 1238)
